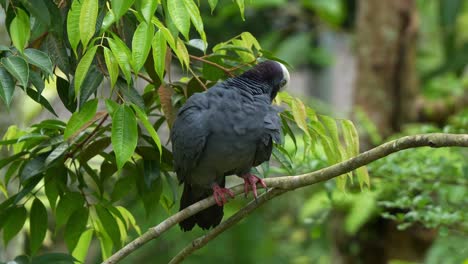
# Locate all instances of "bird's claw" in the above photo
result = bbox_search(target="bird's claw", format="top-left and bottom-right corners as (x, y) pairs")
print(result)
(242, 173), (267, 199)
(212, 184), (235, 206)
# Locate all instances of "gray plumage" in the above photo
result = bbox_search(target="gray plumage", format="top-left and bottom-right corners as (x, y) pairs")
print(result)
(171, 61), (289, 231)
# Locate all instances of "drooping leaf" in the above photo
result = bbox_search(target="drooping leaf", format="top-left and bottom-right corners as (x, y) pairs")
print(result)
(152, 30), (167, 81)
(356, 166), (370, 189)
(64, 99), (98, 140)
(116, 206), (141, 235)
(55, 192), (84, 229)
(20, 154), (47, 184)
(74, 45), (98, 96)
(111, 0), (135, 20)
(132, 22), (154, 73)
(1, 56), (29, 89)
(0, 66), (15, 107)
(9, 8), (30, 53)
(291, 98), (310, 137)
(19, 0), (50, 27)
(103, 47), (119, 88)
(108, 37), (132, 83)
(341, 119), (359, 158)
(78, 137), (111, 163)
(208, 0), (218, 13)
(167, 0), (190, 40)
(79, 0), (98, 49)
(95, 205), (121, 248)
(111, 105), (138, 170)
(71, 229), (93, 263)
(3, 206), (27, 245)
(235, 0), (245, 20)
(183, 0), (206, 44)
(67, 0), (82, 56)
(158, 84), (177, 128)
(79, 65), (104, 107)
(173, 38), (189, 69)
(56, 76), (77, 112)
(26, 88), (58, 116)
(23, 49), (54, 77)
(136, 164), (162, 217)
(29, 71), (45, 96)
(29, 198), (48, 255)
(45, 34), (70, 74)
(131, 105), (162, 156)
(64, 207), (89, 252)
(137, 0), (159, 23)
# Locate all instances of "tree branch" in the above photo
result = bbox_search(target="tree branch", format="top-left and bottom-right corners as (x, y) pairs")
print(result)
(103, 133), (468, 264)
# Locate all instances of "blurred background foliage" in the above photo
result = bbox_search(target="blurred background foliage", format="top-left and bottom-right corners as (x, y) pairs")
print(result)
(0, 0), (467, 263)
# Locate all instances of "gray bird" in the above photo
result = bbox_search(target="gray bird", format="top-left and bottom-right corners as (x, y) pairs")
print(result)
(171, 60), (290, 231)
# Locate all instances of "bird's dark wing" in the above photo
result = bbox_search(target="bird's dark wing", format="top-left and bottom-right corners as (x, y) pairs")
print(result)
(171, 93), (210, 183)
(253, 108), (282, 166)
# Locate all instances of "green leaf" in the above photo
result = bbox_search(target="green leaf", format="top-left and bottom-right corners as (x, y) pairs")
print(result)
(116, 80), (145, 110)
(96, 228), (113, 260)
(31, 253), (76, 264)
(356, 166), (370, 189)
(183, 0), (206, 44)
(131, 104), (162, 155)
(45, 142), (69, 166)
(67, 0), (82, 56)
(79, 65), (103, 107)
(116, 206), (141, 235)
(132, 22), (154, 73)
(64, 207), (89, 252)
(208, 0), (218, 13)
(137, 0), (159, 23)
(29, 198), (48, 255)
(0, 66), (15, 107)
(1, 56), (29, 88)
(137, 166), (162, 217)
(79, 137), (111, 163)
(235, 0), (245, 20)
(345, 191), (376, 234)
(45, 34), (70, 74)
(20, 0), (50, 27)
(341, 119), (359, 158)
(3, 206), (27, 245)
(74, 46), (97, 96)
(26, 88), (58, 116)
(9, 8), (30, 53)
(64, 99), (98, 140)
(174, 38), (189, 69)
(291, 98), (310, 137)
(167, 0), (190, 40)
(23, 49), (53, 77)
(95, 205), (121, 248)
(112, 105), (138, 170)
(71, 229), (93, 263)
(111, 0), (135, 20)
(44, 172), (62, 211)
(103, 47), (119, 88)
(20, 154), (46, 183)
(55, 192), (84, 229)
(79, 0), (98, 49)
(152, 30), (167, 81)
(108, 36), (132, 83)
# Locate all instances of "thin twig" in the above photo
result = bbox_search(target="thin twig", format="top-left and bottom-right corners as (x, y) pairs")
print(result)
(187, 67), (207, 90)
(189, 55), (235, 77)
(66, 113), (109, 159)
(103, 133), (468, 264)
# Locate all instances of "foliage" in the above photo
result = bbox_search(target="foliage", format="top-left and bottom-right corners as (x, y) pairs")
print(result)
(0, 0), (367, 262)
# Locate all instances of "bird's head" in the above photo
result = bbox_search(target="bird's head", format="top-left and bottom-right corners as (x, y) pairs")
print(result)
(240, 60), (290, 100)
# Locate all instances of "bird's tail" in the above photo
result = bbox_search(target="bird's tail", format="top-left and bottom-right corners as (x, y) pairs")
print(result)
(179, 183), (224, 231)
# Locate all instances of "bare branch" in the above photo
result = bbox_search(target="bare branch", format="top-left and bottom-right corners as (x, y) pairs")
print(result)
(104, 133), (468, 264)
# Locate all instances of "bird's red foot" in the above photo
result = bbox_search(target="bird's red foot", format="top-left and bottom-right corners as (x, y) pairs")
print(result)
(241, 173), (267, 199)
(212, 184), (235, 206)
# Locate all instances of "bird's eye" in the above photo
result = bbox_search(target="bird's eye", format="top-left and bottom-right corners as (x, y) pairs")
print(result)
(280, 79), (287, 87)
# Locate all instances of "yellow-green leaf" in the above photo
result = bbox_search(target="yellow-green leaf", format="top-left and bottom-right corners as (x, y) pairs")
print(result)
(79, 0), (98, 49)
(341, 119), (359, 157)
(111, 105), (138, 170)
(168, 0), (190, 40)
(131, 104), (162, 156)
(111, 0), (135, 20)
(151, 30), (166, 81)
(356, 166), (370, 189)
(103, 47), (119, 88)
(235, 0), (245, 20)
(173, 38), (189, 69)
(208, 0), (218, 13)
(9, 9), (30, 53)
(132, 22), (154, 73)
(74, 46), (98, 96)
(67, 0), (82, 56)
(108, 37), (132, 83)
(291, 98), (310, 137)
(137, 0), (159, 23)
(64, 99), (99, 140)
(72, 229), (93, 263)
(183, 0), (206, 44)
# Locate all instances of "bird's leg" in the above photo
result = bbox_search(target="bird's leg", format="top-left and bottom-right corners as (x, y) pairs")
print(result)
(240, 173), (267, 199)
(212, 183), (235, 206)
